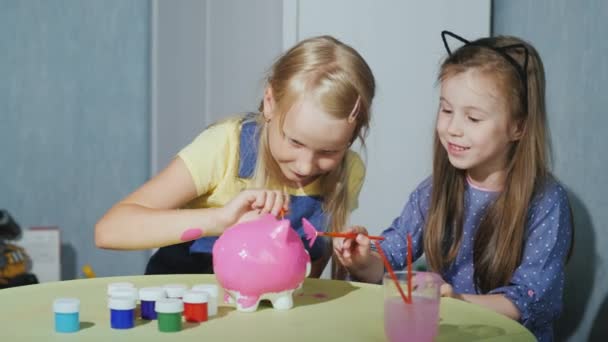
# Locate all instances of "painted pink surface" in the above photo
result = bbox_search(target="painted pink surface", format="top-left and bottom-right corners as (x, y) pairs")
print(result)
(180, 228), (204, 242)
(312, 293), (328, 299)
(384, 296), (439, 342)
(212, 214), (310, 309)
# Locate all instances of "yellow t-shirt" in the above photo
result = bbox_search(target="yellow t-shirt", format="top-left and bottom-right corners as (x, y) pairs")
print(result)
(178, 116), (365, 212)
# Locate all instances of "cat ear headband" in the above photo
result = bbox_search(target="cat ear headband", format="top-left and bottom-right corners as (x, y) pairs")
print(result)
(441, 30), (530, 110)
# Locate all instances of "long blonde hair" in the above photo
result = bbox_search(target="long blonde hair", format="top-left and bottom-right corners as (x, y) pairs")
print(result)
(424, 35), (550, 293)
(254, 35), (375, 234)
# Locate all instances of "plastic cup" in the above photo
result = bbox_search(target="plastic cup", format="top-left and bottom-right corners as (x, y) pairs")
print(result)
(383, 271), (441, 342)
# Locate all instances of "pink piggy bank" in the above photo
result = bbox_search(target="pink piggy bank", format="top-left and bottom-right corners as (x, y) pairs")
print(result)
(212, 214), (311, 312)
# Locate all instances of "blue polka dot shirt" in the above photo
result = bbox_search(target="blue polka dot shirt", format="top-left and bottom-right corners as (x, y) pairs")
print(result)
(377, 176), (572, 342)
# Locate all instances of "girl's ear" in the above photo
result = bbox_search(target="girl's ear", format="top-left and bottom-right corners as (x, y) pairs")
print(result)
(263, 87), (276, 122)
(509, 119), (524, 141)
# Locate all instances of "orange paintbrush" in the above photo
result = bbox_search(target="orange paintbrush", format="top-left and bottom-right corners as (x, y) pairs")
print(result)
(315, 231), (385, 241)
(302, 217), (384, 248)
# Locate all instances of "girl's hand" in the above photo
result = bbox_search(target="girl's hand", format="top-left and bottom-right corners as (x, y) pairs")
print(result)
(221, 189), (289, 228)
(333, 226), (372, 269)
(440, 283), (464, 300)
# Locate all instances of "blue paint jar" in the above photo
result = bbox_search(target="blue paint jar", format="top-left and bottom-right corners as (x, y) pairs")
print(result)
(108, 297), (136, 329)
(53, 298), (80, 333)
(139, 287), (166, 320)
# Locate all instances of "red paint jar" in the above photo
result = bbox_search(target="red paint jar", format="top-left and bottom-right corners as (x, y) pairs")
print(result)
(183, 290), (209, 323)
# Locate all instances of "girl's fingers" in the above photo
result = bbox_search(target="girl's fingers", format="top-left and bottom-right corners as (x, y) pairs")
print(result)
(343, 248), (351, 259)
(342, 229), (366, 251)
(352, 226), (368, 235)
(270, 191), (285, 216)
(283, 192), (290, 210)
(355, 234), (371, 257)
(344, 225), (368, 235)
(333, 250), (350, 267)
(251, 191), (266, 210)
(261, 191), (276, 214)
(440, 283), (453, 297)
(238, 189), (291, 218)
(343, 238), (353, 251)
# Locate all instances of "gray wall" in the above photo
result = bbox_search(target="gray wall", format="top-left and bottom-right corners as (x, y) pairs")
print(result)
(152, 0), (283, 174)
(152, 0), (207, 176)
(494, 1), (608, 341)
(1, 0), (285, 278)
(0, 0), (150, 278)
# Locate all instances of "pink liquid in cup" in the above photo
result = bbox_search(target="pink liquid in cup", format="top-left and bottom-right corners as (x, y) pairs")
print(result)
(384, 296), (439, 342)
(384, 271), (441, 342)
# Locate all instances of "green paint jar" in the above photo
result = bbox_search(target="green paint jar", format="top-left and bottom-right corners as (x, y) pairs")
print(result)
(155, 298), (183, 332)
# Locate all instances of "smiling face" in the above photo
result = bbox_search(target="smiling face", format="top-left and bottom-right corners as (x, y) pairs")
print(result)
(263, 89), (356, 187)
(436, 69), (522, 186)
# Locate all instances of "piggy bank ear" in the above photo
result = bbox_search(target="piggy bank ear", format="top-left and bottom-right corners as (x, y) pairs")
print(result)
(269, 220), (290, 243)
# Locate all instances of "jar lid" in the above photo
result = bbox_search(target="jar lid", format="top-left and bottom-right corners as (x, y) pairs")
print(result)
(183, 290), (209, 304)
(107, 282), (134, 295)
(53, 298), (80, 313)
(109, 287), (138, 301)
(155, 298), (184, 313)
(191, 284), (218, 297)
(108, 297), (136, 310)
(163, 284), (187, 298)
(139, 287), (166, 301)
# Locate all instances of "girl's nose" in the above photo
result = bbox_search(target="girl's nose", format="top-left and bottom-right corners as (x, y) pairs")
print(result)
(295, 152), (315, 176)
(447, 114), (464, 136)
(294, 162), (313, 177)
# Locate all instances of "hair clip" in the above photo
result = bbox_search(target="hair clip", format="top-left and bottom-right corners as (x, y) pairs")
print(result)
(347, 96), (361, 123)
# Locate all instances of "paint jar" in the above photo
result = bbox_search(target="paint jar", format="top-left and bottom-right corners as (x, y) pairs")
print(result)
(155, 298), (183, 333)
(53, 298), (80, 333)
(109, 287), (140, 318)
(108, 297), (136, 329)
(191, 284), (218, 317)
(139, 287), (166, 320)
(109, 287), (139, 301)
(107, 282), (135, 296)
(183, 290), (209, 323)
(163, 284), (187, 299)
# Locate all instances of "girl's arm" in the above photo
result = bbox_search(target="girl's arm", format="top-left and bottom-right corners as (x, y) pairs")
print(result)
(441, 284), (521, 320)
(95, 157), (226, 250)
(95, 157), (288, 250)
(442, 182), (573, 326)
(334, 182), (430, 283)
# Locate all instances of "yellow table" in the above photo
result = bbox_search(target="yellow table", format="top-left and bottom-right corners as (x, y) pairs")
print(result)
(0, 274), (535, 341)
